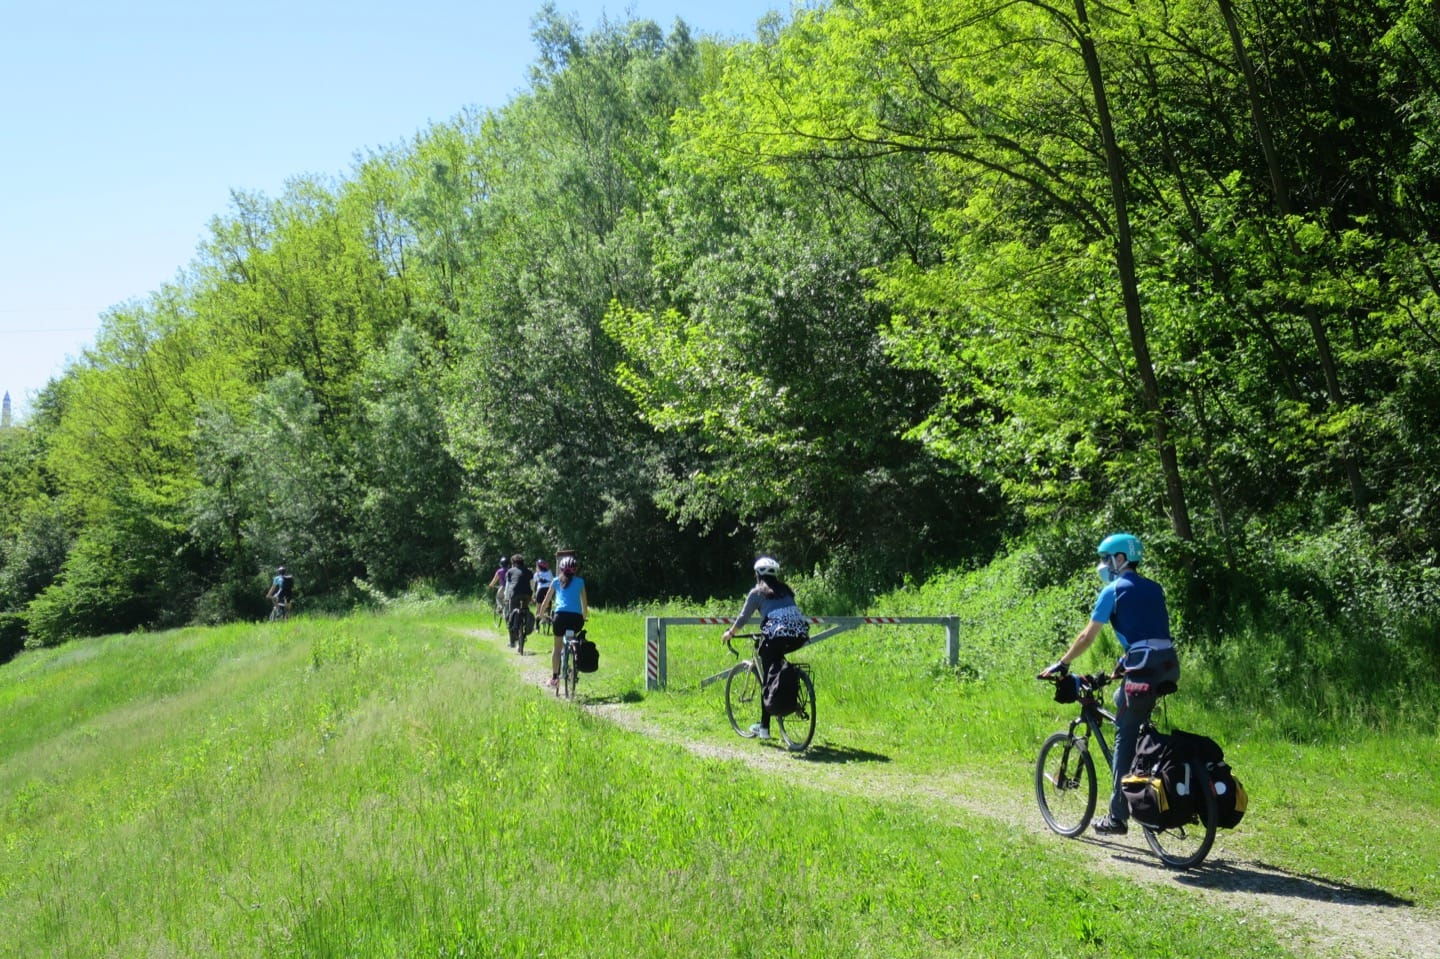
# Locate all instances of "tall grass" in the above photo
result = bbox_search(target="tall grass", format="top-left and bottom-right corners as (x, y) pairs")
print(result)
(5, 540), (1439, 957)
(4, 606), (1297, 958)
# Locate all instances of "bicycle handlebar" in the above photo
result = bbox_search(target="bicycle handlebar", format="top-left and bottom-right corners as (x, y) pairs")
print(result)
(723, 631), (763, 659)
(1038, 672), (1112, 691)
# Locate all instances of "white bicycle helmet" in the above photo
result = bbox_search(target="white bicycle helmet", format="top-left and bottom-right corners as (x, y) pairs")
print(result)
(753, 556), (780, 578)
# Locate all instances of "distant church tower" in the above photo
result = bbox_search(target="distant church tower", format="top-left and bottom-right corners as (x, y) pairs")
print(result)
(1, 392), (10, 429)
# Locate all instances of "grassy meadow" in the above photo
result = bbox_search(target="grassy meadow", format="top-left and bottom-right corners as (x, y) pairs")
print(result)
(2, 564), (1438, 957)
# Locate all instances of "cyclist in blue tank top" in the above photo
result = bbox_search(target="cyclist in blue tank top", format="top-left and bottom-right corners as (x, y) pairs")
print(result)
(1038, 533), (1179, 836)
(535, 555), (588, 687)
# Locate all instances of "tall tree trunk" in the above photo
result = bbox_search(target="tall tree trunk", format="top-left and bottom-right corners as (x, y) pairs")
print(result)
(1072, 0), (1194, 540)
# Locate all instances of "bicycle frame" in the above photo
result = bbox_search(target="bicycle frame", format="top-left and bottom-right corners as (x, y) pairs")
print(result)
(1073, 688), (1117, 773)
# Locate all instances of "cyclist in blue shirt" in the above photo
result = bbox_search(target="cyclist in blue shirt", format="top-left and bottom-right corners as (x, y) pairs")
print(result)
(535, 555), (588, 687)
(1038, 533), (1179, 836)
(532, 560), (554, 616)
(266, 566), (295, 616)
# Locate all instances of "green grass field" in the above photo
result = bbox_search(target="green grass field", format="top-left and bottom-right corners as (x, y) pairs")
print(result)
(2, 583), (1437, 957)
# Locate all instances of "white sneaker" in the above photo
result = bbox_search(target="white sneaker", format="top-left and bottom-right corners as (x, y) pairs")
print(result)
(748, 723), (771, 739)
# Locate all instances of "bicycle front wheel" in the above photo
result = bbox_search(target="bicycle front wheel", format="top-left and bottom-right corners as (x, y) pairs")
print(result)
(724, 662), (761, 737)
(777, 667), (815, 751)
(1142, 764), (1218, 869)
(1035, 732), (1098, 837)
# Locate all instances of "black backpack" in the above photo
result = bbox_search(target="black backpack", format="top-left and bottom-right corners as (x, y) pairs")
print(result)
(1168, 727), (1225, 765)
(762, 660), (802, 716)
(279, 574), (295, 600)
(1121, 726), (1195, 829)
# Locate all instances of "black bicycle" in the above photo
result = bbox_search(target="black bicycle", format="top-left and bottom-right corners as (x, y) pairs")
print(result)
(557, 627), (583, 700)
(723, 633), (815, 751)
(1036, 672), (1217, 869)
(508, 604), (534, 653)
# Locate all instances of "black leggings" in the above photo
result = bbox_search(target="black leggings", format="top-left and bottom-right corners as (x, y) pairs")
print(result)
(551, 611), (584, 637)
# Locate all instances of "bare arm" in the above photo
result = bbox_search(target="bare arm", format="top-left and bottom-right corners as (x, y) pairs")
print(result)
(1038, 619), (1104, 677)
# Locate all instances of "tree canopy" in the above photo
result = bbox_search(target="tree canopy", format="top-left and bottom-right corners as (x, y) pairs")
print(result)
(2, 0), (1437, 653)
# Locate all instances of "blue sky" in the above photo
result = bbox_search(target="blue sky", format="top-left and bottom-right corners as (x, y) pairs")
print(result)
(0, 0), (787, 420)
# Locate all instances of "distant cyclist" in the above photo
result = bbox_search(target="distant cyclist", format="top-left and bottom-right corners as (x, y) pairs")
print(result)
(721, 556), (809, 740)
(487, 555), (510, 592)
(532, 559), (554, 620)
(266, 565), (295, 619)
(1038, 533), (1178, 836)
(535, 556), (588, 688)
(487, 555), (511, 618)
(504, 554), (534, 649)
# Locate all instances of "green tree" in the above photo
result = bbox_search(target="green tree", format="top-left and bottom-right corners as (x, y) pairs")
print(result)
(439, 8), (731, 595)
(346, 326), (468, 591)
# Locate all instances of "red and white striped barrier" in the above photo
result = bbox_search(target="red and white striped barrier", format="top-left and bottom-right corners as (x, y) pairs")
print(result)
(643, 615), (961, 690)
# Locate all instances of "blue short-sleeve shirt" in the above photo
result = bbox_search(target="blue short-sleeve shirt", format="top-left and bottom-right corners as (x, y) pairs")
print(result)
(1090, 570), (1171, 650)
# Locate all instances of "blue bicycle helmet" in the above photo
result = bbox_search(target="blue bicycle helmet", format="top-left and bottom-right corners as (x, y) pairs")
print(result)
(1097, 533), (1142, 563)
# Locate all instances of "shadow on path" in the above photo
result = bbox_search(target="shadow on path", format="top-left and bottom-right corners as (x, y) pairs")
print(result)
(578, 690), (645, 707)
(1100, 848), (1416, 908)
(790, 742), (892, 765)
(1177, 860), (1415, 908)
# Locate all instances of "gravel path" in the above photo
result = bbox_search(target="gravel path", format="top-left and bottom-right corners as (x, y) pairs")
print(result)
(472, 627), (1440, 959)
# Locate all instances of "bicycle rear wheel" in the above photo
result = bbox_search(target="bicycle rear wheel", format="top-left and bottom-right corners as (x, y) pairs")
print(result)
(724, 662), (761, 737)
(1035, 732), (1098, 837)
(563, 645), (578, 700)
(777, 667), (815, 751)
(1142, 763), (1218, 869)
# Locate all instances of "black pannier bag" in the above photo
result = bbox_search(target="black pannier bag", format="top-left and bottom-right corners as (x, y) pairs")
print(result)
(762, 660), (802, 716)
(1170, 727), (1248, 829)
(1209, 761), (1248, 828)
(1121, 726), (1195, 829)
(575, 631), (599, 673)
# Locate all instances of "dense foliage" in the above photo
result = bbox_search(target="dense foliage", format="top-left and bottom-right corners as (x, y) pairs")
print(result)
(1, 0), (1438, 657)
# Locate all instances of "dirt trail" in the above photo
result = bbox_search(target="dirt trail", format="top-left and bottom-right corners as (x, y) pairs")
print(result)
(472, 628), (1440, 959)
